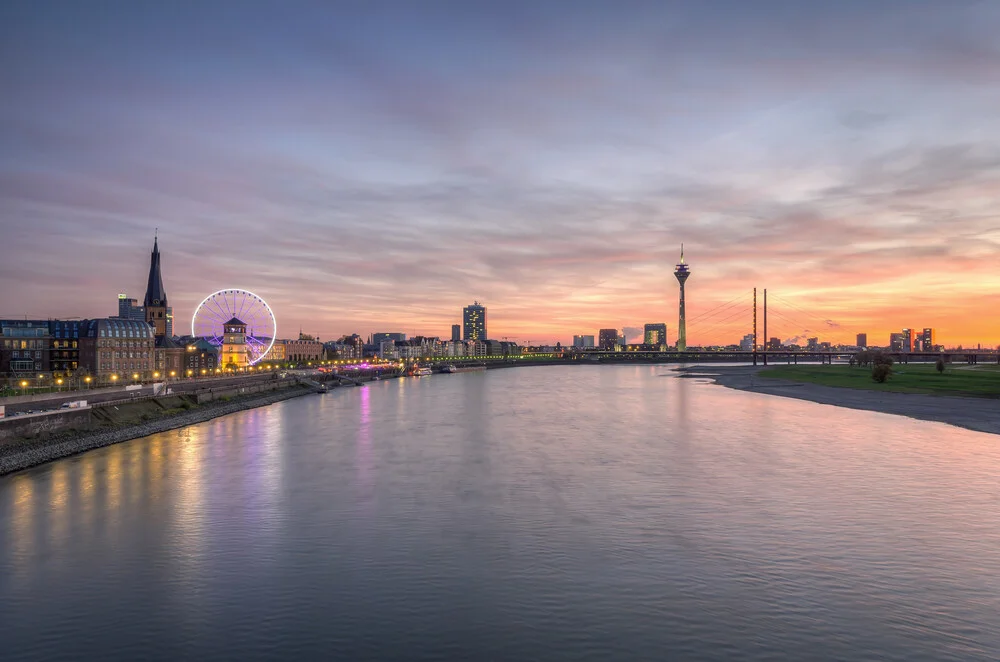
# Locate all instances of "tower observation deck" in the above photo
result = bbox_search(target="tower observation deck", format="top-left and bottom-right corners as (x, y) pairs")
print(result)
(674, 245), (691, 352)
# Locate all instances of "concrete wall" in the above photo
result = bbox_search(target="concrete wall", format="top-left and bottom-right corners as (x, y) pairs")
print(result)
(194, 380), (292, 404)
(0, 409), (92, 444)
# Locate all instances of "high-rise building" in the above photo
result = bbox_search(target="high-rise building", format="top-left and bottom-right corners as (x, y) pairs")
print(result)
(463, 301), (487, 341)
(767, 337), (781, 350)
(856, 333), (868, 348)
(117, 294), (145, 321)
(889, 333), (905, 351)
(921, 328), (935, 350)
(740, 333), (754, 351)
(143, 235), (168, 339)
(451, 324), (461, 342)
(674, 245), (690, 351)
(901, 328), (915, 352)
(644, 323), (667, 346)
(598, 328), (620, 351)
(807, 337), (819, 351)
(573, 335), (595, 349)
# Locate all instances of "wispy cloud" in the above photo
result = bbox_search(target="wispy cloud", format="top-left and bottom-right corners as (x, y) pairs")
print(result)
(1, 1), (999, 346)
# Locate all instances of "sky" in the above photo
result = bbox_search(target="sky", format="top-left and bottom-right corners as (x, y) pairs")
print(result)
(2, 0), (999, 348)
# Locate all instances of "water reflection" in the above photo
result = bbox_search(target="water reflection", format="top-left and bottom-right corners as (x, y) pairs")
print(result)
(1, 366), (999, 661)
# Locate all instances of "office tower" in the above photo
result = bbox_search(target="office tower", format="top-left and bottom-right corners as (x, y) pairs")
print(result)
(117, 294), (145, 321)
(463, 301), (487, 341)
(856, 333), (867, 348)
(451, 324), (461, 342)
(644, 323), (667, 345)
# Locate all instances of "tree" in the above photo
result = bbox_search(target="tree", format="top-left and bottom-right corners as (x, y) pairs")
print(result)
(872, 363), (892, 383)
(935, 358), (945, 374)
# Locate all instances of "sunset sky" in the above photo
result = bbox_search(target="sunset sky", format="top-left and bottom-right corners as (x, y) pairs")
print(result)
(2, 1), (999, 347)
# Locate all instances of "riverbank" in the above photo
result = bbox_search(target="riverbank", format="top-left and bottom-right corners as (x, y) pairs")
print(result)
(0, 385), (315, 476)
(682, 365), (1000, 436)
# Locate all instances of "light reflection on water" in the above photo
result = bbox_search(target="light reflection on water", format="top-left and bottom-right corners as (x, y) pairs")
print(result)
(0, 366), (998, 661)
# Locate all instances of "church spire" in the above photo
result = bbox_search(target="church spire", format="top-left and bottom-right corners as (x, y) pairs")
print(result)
(144, 235), (167, 308)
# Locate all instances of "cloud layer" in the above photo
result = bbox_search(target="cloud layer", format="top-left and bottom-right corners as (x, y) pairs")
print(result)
(2, 1), (999, 347)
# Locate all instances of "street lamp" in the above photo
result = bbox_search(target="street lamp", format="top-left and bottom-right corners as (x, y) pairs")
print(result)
(169, 371), (176, 378)
(84, 376), (92, 389)
(111, 374), (119, 384)
(132, 373), (139, 383)
(56, 378), (63, 392)
(20, 380), (28, 395)
(153, 371), (160, 379)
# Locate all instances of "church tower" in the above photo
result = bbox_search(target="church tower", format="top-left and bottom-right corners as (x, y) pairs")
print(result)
(144, 235), (168, 339)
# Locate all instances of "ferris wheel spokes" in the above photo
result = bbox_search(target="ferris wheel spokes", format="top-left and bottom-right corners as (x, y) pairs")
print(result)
(191, 289), (276, 365)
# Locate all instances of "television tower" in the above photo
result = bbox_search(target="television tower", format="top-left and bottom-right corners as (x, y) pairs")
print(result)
(674, 244), (691, 351)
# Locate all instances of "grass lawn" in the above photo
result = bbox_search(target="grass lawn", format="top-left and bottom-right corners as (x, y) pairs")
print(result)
(759, 363), (1000, 397)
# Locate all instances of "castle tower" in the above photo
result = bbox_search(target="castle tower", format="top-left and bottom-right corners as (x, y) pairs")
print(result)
(143, 235), (168, 339)
(674, 245), (691, 351)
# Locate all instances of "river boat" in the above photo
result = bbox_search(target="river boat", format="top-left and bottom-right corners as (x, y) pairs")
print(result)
(410, 367), (433, 377)
(441, 365), (458, 373)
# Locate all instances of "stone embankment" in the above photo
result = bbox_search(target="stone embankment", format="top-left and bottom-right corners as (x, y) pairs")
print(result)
(0, 385), (313, 476)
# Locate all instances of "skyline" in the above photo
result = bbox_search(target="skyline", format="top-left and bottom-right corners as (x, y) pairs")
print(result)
(3, 2), (1000, 346)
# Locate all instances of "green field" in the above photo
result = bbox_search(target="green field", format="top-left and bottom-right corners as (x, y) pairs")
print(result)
(759, 364), (1000, 397)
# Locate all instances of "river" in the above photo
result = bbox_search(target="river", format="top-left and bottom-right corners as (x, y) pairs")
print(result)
(1, 366), (998, 660)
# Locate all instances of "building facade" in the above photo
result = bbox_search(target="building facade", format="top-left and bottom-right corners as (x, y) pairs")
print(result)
(856, 333), (867, 348)
(463, 301), (487, 341)
(573, 335), (595, 349)
(49, 319), (81, 376)
(643, 323), (667, 347)
(0, 320), (51, 377)
(451, 324), (461, 342)
(285, 336), (324, 363)
(598, 328), (620, 351)
(921, 328), (936, 351)
(78, 318), (156, 383)
(220, 317), (250, 370)
(117, 294), (146, 321)
(262, 340), (286, 364)
(154, 336), (185, 377)
(184, 338), (219, 375)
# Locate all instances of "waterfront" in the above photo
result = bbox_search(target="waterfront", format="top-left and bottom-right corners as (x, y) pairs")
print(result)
(1, 366), (999, 660)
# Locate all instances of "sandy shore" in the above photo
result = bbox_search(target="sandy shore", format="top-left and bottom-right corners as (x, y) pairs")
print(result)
(679, 365), (1000, 436)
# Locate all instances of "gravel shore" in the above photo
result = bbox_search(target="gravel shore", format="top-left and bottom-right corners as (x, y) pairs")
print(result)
(0, 386), (314, 476)
(681, 365), (1000, 436)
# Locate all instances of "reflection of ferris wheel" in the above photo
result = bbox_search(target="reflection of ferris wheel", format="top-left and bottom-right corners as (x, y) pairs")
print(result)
(191, 289), (276, 365)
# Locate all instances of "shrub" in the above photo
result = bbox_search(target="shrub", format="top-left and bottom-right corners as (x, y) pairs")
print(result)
(872, 364), (892, 383)
(935, 358), (945, 374)
(872, 351), (894, 367)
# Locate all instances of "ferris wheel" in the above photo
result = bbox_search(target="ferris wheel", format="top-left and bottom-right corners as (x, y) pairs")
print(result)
(191, 289), (276, 365)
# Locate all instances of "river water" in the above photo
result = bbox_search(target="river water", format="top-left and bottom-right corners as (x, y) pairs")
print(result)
(1, 366), (998, 661)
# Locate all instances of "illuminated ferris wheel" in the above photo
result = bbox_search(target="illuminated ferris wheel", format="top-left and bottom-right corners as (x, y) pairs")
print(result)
(191, 289), (276, 365)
